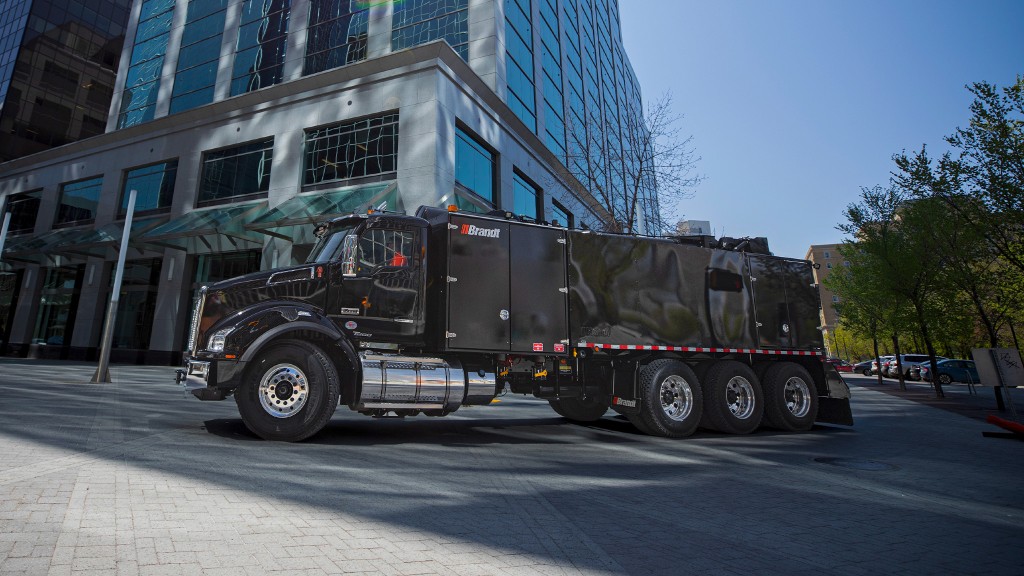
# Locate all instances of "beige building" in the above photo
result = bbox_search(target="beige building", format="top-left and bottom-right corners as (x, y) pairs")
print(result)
(805, 243), (846, 356)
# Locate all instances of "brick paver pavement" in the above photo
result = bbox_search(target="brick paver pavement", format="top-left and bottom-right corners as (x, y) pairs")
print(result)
(1, 359), (1022, 575)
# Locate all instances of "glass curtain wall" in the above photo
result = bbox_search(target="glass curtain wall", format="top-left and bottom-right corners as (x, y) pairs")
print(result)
(110, 259), (160, 350)
(512, 172), (540, 220)
(391, 0), (469, 60)
(304, 0), (368, 75)
(504, 0), (536, 132)
(170, 0), (228, 114)
(118, 0), (175, 128)
(539, 0), (565, 161)
(231, 0), (291, 96)
(4, 190), (41, 235)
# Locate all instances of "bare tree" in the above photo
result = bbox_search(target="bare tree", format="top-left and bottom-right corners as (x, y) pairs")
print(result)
(567, 92), (703, 234)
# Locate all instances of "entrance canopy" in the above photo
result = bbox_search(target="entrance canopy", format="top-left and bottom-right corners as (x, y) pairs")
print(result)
(246, 182), (399, 245)
(140, 202), (267, 254)
(0, 217), (167, 265)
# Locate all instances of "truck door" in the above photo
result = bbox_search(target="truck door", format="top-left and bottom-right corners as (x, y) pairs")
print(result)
(446, 216), (511, 350)
(748, 255), (794, 348)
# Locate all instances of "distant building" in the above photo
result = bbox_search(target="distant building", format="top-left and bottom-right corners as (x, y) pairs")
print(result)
(0, 0), (130, 162)
(676, 219), (711, 236)
(805, 243), (845, 356)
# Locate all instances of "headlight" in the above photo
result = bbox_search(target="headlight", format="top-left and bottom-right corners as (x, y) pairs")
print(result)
(208, 327), (234, 353)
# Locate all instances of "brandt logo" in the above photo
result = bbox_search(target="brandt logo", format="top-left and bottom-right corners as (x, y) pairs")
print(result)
(460, 224), (501, 238)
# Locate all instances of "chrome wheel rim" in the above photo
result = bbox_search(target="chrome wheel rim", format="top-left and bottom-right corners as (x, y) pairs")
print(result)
(783, 377), (811, 418)
(258, 363), (308, 418)
(725, 376), (756, 419)
(659, 375), (694, 421)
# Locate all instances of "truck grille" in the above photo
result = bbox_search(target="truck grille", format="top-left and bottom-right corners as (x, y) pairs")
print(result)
(187, 287), (207, 353)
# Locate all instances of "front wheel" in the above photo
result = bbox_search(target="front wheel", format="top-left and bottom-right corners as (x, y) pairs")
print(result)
(938, 373), (953, 386)
(627, 360), (703, 438)
(235, 340), (340, 442)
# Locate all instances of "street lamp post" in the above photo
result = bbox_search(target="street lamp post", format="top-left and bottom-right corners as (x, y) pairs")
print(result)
(92, 189), (137, 383)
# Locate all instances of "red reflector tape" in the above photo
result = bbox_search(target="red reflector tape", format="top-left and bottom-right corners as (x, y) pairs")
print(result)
(584, 343), (823, 356)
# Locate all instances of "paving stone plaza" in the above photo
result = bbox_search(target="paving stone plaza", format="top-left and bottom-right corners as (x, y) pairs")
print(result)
(1, 360), (1022, 575)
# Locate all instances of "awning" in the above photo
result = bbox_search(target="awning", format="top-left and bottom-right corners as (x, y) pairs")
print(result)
(140, 202), (268, 254)
(246, 182), (399, 245)
(0, 217), (168, 265)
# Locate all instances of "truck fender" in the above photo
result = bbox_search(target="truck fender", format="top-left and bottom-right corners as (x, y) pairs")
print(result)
(239, 320), (344, 363)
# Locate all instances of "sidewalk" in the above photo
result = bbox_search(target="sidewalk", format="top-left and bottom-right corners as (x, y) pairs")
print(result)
(846, 373), (1024, 427)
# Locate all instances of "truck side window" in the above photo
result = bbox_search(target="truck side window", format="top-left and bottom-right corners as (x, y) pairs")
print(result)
(357, 229), (414, 272)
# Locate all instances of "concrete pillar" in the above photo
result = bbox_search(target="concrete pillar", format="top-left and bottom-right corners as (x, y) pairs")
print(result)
(282, 0), (310, 82)
(148, 249), (189, 361)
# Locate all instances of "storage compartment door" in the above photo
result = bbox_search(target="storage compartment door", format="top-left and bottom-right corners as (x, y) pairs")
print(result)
(446, 216), (511, 351)
(509, 226), (568, 354)
(784, 261), (823, 349)
(748, 255), (794, 348)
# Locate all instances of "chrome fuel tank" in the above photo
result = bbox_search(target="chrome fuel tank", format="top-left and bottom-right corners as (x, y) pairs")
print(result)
(358, 353), (471, 413)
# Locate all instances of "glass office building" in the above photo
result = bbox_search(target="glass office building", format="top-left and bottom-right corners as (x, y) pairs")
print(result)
(0, 0), (654, 364)
(0, 0), (131, 162)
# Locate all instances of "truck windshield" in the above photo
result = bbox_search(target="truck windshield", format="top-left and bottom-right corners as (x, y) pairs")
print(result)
(306, 226), (356, 263)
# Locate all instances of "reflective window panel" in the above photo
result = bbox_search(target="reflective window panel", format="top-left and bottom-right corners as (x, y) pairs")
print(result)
(56, 176), (103, 227)
(118, 0), (173, 128)
(391, 0), (468, 60)
(303, 113), (398, 186)
(170, 0), (227, 114)
(504, 0), (535, 132)
(4, 189), (41, 235)
(198, 138), (274, 205)
(303, 0), (368, 75)
(231, 0), (291, 96)
(121, 160), (178, 215)
(512, 172), (540, 220)
(454, 126), (494, 204)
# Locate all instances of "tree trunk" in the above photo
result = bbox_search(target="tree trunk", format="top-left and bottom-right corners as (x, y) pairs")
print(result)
(891, 334), (904, 391)
(913, 302), (944, 398)
(873, 337), (882, 385)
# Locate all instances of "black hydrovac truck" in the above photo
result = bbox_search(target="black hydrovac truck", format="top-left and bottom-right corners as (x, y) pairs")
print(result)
(177, 206), (852, 441)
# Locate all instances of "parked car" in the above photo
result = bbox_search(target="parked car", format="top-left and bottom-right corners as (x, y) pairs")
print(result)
(887, 354), (945, 379)
(920, 359), (980, 385)
(853, 360), (873, 376)
(827, 358), (853, 372)
(872, 356), (894, 376)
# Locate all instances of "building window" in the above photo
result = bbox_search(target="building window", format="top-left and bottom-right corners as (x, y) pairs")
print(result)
(111, 259), (161, 350)
(231, 0), (291, 96)
(391, 0), (469, 60)
(4, 190), (42, 235)
(512, 172), (541, 220)
(198, 138), (274, 205)
(843, 260), (850, 267)
(56, 177), (103, 227)
(170, 0), (228, 114)
(826, 262), (832, 269)
(121, 161), (178, 216)
(505, 0), (536, 132)
(118, 0), (176, 128)
(551, 199), (573, 228)
(823, 251), (831, 258)
(33, 266), (81, 347)
(304, 0), (369, 75)
(303, 113), (398, 186)
(454, 126), (495, 204)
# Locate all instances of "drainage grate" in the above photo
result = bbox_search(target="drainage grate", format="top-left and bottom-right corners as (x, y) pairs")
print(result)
(814, 457), (896, 471)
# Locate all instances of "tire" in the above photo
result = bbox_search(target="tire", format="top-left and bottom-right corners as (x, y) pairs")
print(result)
(699, 361), (763, 434)
(761, 362), (818, 431)
(628, 359), (703, 438)
(235, 340), (340, 442)
(549, 397), (607, 422)
(938, 373), (952, 386)
(861, 369), (871, 376)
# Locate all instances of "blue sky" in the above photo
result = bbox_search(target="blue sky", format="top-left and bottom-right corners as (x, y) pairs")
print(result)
(619, 0), (1024, 259)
